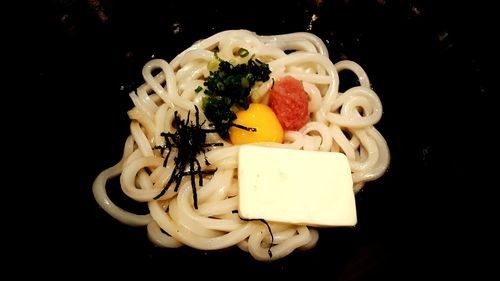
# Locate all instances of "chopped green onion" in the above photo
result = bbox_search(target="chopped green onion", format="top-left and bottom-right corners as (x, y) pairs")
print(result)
(201, 55), (271, 139)
(241, 77), (249, 88)
(194, 86), (203, 93)
(238, 48), (249, 57)
(207, 59), (220, 71)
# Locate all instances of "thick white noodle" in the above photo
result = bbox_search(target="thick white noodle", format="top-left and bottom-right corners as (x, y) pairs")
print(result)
(93, 30), (390, 261)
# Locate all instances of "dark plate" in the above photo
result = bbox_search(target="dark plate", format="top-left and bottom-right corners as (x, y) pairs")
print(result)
(34, 0), (493, 279)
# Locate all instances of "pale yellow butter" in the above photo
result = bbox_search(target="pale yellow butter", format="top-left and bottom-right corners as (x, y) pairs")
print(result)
(238, 145), (357, 226)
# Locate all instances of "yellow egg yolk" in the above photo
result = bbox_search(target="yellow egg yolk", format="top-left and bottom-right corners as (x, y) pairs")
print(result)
(230, 103), (284, 145)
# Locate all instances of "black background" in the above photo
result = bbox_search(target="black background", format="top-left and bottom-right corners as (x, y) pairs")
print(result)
(28, 0), (494, 279)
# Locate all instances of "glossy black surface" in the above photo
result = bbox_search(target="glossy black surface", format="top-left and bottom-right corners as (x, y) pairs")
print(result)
(34, 0), (493, 278)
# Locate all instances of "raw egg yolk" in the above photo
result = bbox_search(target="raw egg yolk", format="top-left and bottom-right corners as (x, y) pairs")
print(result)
(230, 103), (284, 144)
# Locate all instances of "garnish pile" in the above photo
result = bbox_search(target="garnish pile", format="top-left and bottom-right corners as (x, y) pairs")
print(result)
(154, 106), (221, 209)
(197, 49), (271, 139)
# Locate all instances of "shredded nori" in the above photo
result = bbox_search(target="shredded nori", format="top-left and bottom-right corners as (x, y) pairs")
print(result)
(154, 106), (221, 209)
(258, 218), (274, 259)
(234, 210), (274, 259)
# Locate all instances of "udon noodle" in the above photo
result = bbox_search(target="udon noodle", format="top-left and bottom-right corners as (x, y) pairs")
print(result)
(92, 30), (389, 261)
